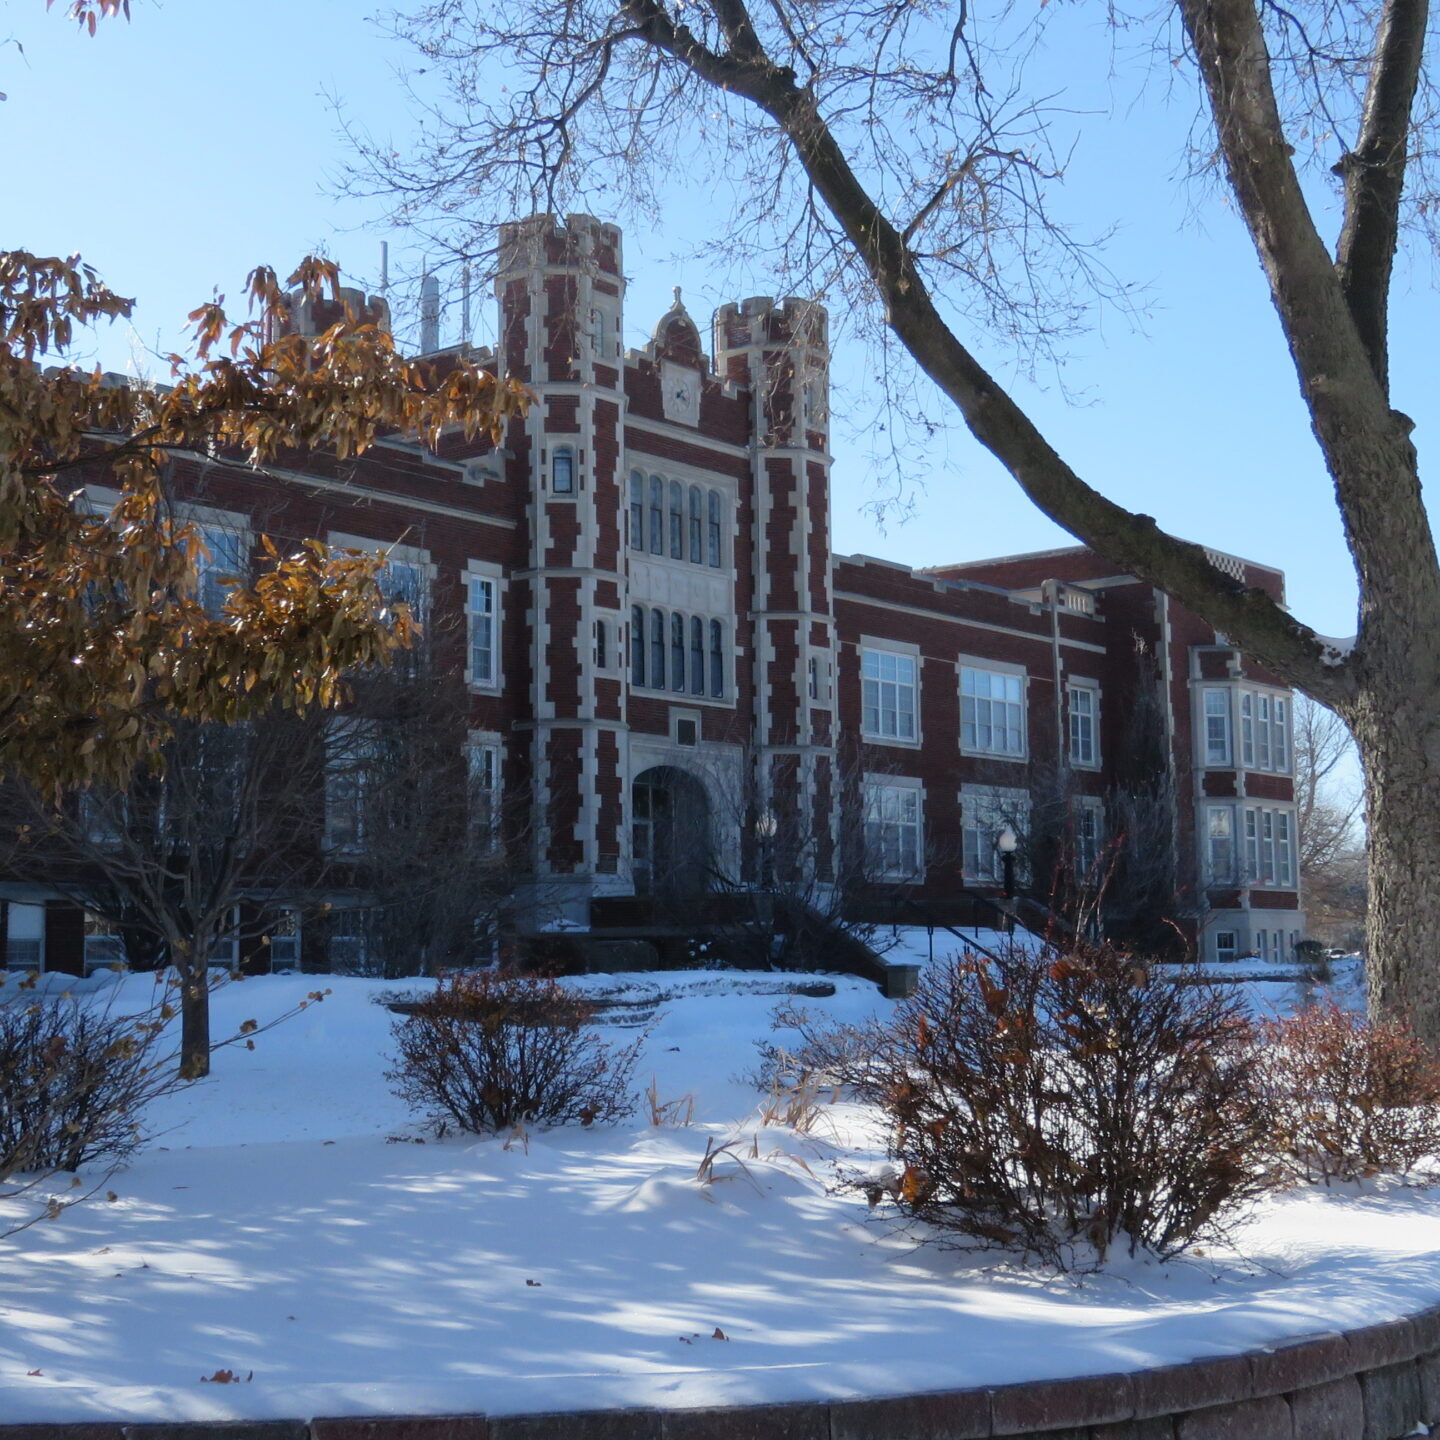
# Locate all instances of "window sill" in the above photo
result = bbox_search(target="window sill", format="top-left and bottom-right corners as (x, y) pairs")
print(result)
(862, 733), (922, 749)
(629, 686), (735, 709)
(961, 748), (1028, 763)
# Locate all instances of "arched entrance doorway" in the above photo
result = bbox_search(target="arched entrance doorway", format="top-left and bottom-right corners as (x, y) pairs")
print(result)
(632, 767), (713, 898)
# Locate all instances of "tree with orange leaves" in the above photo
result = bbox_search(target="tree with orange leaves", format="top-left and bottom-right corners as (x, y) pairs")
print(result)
(0, 251), (528, 1071)
(1, 252), (528, 793)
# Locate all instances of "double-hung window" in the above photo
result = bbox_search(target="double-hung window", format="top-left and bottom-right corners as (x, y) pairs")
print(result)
(1074, 800), (1103, 876)
(961, 785), (1029, 883)
(1067, 682), (1099, 768)
(466, 734), (503, 844)
(864, 780), (923, 880)
(1243, 805), (1297, 887)
(467, 574), (498, 686)
(196, 525), (247, 617)
(862, 648), (917, 742)
(1238, 688), (1291, 773)
(1206, 805), (1235, 882)
(1203, 689), (1232, 767)
(82, 915), (123, 973)
(379, 557), (427, 622)
(962, 666), (1025, 758)
(324, 719), (378, 854)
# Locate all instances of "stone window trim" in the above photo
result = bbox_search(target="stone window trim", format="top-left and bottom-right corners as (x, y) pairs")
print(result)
(329, 531), (436, 626)
(1072, 794), (1105, 876)
(629, 605), (732, 705)
(466, 729), (505, 845)
(960, 782), (1031, 885)
(863, 773), (925, 883)
(1200, 686), (1234, 769)
(1066, 677), (1102, 771)
(859, 636), (922, 750)
(958, 653), (1028, 762)
(126, 496), (255, 619)
(1238, 687), (1292, 775)
(1205, 802), (1238, 885)
(1243, 803), (1299, 890)
(626, 461), (738, 572)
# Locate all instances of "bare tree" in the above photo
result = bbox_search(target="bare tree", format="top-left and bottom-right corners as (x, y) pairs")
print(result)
(351, 0), (1440, 1039)
(1293, 694), (1367, 947)
(707, 739), (898, 969)
(0, 714), (328, 1079)
(320, 651), (522, 979)
(1294, 695), (1364, 876)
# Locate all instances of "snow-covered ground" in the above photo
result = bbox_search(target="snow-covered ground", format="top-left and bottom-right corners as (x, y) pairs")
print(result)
(0, 944), (1431, 1426)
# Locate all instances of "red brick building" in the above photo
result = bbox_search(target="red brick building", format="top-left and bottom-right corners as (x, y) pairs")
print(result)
(0, 213), (1303, 972)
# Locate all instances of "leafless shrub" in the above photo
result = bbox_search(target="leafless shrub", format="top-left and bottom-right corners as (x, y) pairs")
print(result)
(756, 1002), (889, 1094)
(387, 971), (643, 1134)
(1259, 1002), (1440, 1185)
(0, 992), (163, 1179)
(0, 970), (327, 1237)
(778, 946), (1269, 1269)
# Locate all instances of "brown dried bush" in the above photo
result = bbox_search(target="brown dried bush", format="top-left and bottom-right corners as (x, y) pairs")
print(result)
(1259, 1002), (1440, 1184)
(773, 945), (1270, 1269)
(387, 970), (643, 1134)
(0, 993), (164, 1178)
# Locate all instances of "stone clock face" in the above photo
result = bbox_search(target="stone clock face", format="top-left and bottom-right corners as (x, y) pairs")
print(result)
(660, 359), (701, 427)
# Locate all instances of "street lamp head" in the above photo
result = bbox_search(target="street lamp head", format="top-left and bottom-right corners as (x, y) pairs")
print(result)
(756, 808), (778, 840)
(997, 824), (1019, 855)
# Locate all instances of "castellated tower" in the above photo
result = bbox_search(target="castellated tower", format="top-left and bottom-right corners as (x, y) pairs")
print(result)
(713, 297), (838, 888)
(496, 214), (629, 925)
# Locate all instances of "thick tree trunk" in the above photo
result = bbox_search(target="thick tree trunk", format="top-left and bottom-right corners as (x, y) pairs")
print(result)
(178, 972), (211, 1080)
(1348, 670), (1440, 1039)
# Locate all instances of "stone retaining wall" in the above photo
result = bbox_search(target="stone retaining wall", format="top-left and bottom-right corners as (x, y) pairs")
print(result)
(10, 1307), (1440, 1440)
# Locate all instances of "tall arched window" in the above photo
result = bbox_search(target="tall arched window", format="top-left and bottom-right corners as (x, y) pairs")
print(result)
(671, 613), (686, 692)
(668, 481), (684, 559)
(650, 609), (666, 688)
(591, 307), (607, 358)
(688, 487), (703, 564)
(552, 446), (575, 495)
(709, 620), (725, 698)
(629, 471), (644, 551)
(630, 605), (645, 685)
(690, 617), (705, 695)
(649, 477), (664, 554)
(707, 490), (723, 567)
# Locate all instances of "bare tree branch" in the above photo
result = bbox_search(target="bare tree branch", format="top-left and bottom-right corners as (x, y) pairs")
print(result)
(1333, 0), (1429, 389)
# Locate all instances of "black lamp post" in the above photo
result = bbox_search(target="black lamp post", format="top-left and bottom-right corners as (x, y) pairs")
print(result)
(997, 824), (1019, 935)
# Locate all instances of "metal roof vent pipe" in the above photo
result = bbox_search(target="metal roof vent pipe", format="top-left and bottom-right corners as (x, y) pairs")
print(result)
(419, 271), (441, 354)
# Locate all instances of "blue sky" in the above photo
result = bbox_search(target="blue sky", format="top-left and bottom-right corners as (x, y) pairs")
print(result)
(7, 0), (1432, 645)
